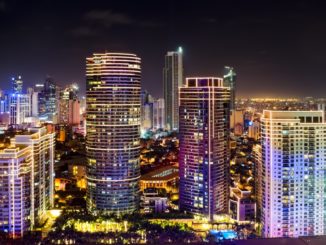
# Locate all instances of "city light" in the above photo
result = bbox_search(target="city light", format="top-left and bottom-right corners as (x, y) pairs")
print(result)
(0, 1), (326, 244)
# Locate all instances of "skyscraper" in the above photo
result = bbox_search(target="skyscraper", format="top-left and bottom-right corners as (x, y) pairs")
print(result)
(163, 47), (183, 131)
(260, 110), (326, 238)
(140, 90), (154, 131)
(179, 77), (230, 220)
(58, 83), (79, 125)
(0, 145), (32, 238)
(223, 66), (236, 111)
(0, 127), (55, 237)
(27, 87), (39, 117)
(43, 77), (57, 121)
(86, 52), (141, 214)
(9, 94), (31, 125)
(11, 76), (23, 94)
(13, 127), (55, 227)
(34, 83), (45, 116)
(153, 98), (165, 130)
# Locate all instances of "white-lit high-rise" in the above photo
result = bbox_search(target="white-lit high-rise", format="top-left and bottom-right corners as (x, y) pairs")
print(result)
(260, 110), (326, 237)
(86, 52), (141, 214)
(9, 94), (31, 125)
(163, 47), (183, 131)
(13, 127), (55, 226)
(0, 145), (32, 238)
(153, 98), (165, 130)
(0, 127), (55, 237)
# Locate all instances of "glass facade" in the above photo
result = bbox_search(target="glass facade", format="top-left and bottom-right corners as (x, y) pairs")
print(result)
(86, 52), (141, 214)
(163, 49), (183, 131)
(179, 77), (230, 220)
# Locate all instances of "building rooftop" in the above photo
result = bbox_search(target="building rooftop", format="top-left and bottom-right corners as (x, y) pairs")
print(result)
(0, 144), (29, 155)
(141, 166), (179, 181)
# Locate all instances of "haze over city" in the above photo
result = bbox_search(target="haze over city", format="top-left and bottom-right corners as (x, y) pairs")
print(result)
(1, 1), (326, 244)
(1, 0), (326, 97)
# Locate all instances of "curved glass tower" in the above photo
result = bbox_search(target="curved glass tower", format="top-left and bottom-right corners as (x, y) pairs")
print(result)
(86, 52), (141, 214)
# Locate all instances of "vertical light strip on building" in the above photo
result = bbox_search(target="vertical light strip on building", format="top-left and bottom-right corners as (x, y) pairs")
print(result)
(179, 77), (230, 220)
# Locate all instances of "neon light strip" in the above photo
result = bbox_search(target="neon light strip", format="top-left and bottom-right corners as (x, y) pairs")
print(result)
(86, 176), (141, 182)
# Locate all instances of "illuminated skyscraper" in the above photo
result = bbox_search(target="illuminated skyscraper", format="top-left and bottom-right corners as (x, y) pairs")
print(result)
(260, 110), (326, 237)
(11, 76), (23, 94)
(163, 47), (183, 131)
(153, 98), (165, 130)
(140, 90), (153, 131)
(9, 94), (31, 125)
(86, 52), (141, 214)
(179, 77), (230, 220)
(43, 77), (57, 121)
(14, 128), (55, 227)
(0, 127), (55, 238)
(27, 87), (39, 117)
(223, 66), (236, 110)
(0, 145), (32, 238)
(58, 83), (79, 125)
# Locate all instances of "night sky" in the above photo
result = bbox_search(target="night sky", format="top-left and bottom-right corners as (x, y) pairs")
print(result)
(1, 0), (326, 98)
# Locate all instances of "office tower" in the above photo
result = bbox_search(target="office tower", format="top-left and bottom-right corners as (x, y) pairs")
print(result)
(163, 47), (183, 131)
(248, 120), (260, 140)
(34, 83), (45, 116)
(179, 77), (230, 220)
(223, 66), (236, 110)
(153, 98), (165, 130)
(43, 77), (57, 120)
(86, 52), (141, 214)
(260, 110), (326, 238)
(27, 87), (39, 117)
(0, 94), (10, 125)
(0, 90), (5, 113)
(140, 90), (154, 131)
(58, 83), (79, 125)
(80, 96), (86, 114)
(141, 90), (153, 108)
(142, 103), (153, 130)
(0, 127), (55, 237)
(230, 109), (243, 129)
(68, 99), (80, 125)
(13, 127), (55, 227)
(0, 145), (32, 238)
(0, 93), (10, 115)
(11, 76), (23, 94)
(9, 94), (31, 125)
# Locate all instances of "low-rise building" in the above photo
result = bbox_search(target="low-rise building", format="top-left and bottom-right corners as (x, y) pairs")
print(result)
(229, 187), (256, 224)
(140, 188), (168, 213)
(140, 166), (179, 193)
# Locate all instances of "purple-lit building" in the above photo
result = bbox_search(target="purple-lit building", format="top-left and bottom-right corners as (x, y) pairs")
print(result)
(260, 110), (326, 237)
(179, 77), (230, 220)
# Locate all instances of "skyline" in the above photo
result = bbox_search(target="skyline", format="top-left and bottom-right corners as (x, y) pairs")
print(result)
(1, 0), (326, 98)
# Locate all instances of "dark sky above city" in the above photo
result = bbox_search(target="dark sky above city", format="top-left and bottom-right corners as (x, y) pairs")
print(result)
(1, 0), (326, 98)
